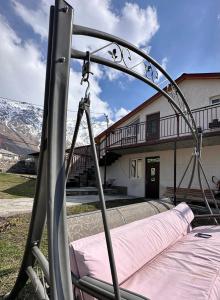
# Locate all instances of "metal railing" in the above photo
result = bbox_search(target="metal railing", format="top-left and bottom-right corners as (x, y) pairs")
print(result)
(99, 103), (220, 154)
(67, 145), (93, 179)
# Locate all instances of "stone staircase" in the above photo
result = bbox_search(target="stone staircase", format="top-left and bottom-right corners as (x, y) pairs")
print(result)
(66, 145), (95, 188)
(67, 163), (96, 188)
(67, 145), (121, 188)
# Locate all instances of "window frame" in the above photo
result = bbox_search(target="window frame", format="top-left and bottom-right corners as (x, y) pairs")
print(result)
(130, 158), (143, 179)
(210, 95), (220, 106)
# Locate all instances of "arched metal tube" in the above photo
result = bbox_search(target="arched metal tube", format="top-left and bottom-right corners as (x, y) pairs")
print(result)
(71, 49), (198, 143)
(72, 24), (198, 139)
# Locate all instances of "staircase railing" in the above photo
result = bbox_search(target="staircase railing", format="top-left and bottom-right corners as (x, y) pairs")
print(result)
(67, 145), (93, 179)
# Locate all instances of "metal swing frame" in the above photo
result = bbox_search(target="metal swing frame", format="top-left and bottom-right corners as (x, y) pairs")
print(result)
(3, 0), (220, 299)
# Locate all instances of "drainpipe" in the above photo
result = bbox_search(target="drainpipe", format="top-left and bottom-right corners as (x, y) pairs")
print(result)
(104, 114), (109, 188)
(173, 113), (179, 206)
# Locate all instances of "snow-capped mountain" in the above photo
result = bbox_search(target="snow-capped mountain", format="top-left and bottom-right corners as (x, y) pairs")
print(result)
(0, 98), (105, 155)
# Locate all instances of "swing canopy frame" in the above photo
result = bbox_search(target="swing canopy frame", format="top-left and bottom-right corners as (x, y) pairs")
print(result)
(3, 1), (220, 299)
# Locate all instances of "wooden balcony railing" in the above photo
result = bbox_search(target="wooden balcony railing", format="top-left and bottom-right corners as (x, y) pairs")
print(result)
(98, 103), (220, 157)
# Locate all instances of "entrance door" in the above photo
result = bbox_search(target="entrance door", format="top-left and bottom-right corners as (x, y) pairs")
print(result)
(145, 157), (160, 199)
(146, 112), (160, 140)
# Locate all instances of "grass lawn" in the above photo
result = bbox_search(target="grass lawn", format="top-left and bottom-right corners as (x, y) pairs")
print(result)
(0, 173), (36, 199)
(0, 198), (145, 299)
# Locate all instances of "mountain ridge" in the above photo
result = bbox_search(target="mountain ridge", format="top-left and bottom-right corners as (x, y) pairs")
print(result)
(0, 98), (96, 155)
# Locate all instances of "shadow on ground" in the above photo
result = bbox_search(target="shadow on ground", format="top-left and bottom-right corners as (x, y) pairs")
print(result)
(3, 179), (36, 198)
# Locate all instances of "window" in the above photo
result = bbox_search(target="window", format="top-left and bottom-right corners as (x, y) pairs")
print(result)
(146, 112), (160, 139)
(210, 96), (220, 105)
(130, 158), (142, 179)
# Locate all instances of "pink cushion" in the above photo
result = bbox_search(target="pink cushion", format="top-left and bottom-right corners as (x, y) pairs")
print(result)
(69, 202), (194, 284)
(122, 225), (220, 300)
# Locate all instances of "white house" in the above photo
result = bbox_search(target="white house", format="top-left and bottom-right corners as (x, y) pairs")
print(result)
(0, 149), (19, 161)
(96, 73), (220, 199)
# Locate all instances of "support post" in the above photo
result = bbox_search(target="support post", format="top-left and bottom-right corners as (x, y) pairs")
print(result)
(104, 135), (108, 188)
(104, 115), (109, 188)
(26, 267), (49, 300)
(46, 1), (73, 299)
(3, 6), (55, 299)
(84, 97), (121, 300)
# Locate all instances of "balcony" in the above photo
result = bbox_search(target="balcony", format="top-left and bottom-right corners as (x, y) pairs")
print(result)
(99, 103), (220, 156)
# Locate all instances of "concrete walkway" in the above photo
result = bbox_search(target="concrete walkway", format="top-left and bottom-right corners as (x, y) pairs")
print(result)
(0, 194), (141, 217)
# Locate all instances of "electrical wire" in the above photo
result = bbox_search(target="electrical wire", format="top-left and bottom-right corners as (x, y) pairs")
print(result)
(0, 96), (109, 149)
(0, 96), (106, 116)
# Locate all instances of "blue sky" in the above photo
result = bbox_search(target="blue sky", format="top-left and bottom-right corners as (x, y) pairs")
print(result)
(103, 0), (220, 110)
(0, 0), (220, 131)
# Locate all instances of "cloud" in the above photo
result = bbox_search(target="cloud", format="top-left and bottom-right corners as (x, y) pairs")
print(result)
(12, 0), (49, 39)
(0, 14), (46, 105)
(0, 13), (107, 111)
(7, 0), (161, 142)
(0, 13), (114, 143)
(161, 57), (168, 71)
(156, 57), (168, 82)
(13, 1), (159, 47)
(114, 107), (130, 121)
(116, 3), (159, 47)
(12, 0), (159, 81)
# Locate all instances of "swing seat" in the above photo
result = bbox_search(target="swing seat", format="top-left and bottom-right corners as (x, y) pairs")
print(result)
(69, 203), (220, 300)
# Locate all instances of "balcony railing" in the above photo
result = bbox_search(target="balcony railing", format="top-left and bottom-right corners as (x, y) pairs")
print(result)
(99, 103), (220, 157)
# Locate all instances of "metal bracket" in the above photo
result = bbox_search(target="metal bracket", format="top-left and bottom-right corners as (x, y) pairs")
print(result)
(81, 51), (93, 84)
(79, 96), (90, 111)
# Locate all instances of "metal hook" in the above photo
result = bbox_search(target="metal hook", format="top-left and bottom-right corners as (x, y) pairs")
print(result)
(81, 51), (93, 81)
(84, 81), (90, 99)
(81, 51), (93, 99)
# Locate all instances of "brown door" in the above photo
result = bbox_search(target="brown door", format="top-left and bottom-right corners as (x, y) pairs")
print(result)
(145, 157), (160, 199)
(146, 112), (160, 140)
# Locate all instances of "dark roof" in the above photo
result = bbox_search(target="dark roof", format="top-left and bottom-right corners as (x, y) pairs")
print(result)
(28, 145), (91, 157)
(28, 152), (39, 157)
(95, 72), (220, 142)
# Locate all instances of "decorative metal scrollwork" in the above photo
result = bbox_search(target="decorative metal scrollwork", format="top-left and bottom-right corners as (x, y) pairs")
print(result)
(107, 43), (131, 68)
(144, 62), (158, 82)
(106, 43), (159, 82)
(91, 42), (159, 83)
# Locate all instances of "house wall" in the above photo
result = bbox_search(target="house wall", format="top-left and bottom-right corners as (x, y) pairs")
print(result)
(101, 78), (220, 148)
(102, 144), (220, 197)
(118, 78), (220, 127)
(99, 77), (220, 196)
